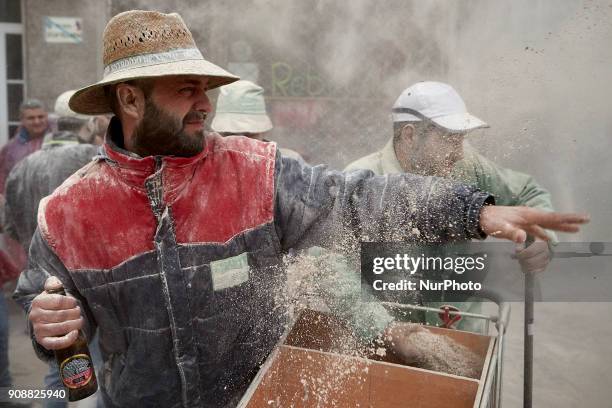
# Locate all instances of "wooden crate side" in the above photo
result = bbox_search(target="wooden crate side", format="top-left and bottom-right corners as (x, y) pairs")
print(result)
(245, 346), (369, 407)
(285, 308), (360, 353)
(245, 345), (480, 407)
(243, 310), (495, 407)
(369, 360), (479, 408)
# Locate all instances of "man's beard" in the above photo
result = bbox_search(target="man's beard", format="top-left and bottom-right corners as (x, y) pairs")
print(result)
(411, 158), (453, 177)
(132, 99), (205, 157)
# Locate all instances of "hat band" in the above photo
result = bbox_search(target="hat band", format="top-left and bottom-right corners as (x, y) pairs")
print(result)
(103, 47), (204, 77)
(391, 107), (428, 121)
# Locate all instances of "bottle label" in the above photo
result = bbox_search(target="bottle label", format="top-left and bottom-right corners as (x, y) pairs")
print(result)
(60, 354), (93, 389)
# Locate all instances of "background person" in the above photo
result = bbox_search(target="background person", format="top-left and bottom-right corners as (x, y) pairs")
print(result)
(0, 98), (50, 405)
(4, 90), (104, 408)
(346, 81), (554, 330)
(211, 79), (304, 162)
(0, 99), (50, 194)
(4, 91), (103, 251)
(0, 99), (50, 297)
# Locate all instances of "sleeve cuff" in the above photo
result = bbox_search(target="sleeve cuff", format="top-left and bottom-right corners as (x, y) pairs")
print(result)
(466, 192), (495, 240)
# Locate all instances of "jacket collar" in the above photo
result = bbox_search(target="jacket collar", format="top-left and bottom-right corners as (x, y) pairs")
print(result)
(101, 117), (209, 171)
(380, 137), (404, 174)
(100, 117), (210, 194)
(42, 131), (80, 150)
(17, 126), (48, 144)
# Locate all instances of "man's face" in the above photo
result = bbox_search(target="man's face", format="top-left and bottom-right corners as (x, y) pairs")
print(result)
(20, 108), (48, 138)
(407, 124), (466, 177)
(133, 75), (212, 157)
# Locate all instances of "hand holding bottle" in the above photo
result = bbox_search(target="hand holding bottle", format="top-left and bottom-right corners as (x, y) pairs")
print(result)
(29, 276), (83, 350)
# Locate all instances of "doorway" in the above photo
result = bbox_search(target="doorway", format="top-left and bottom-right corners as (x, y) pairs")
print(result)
(0, 0), (24, 146)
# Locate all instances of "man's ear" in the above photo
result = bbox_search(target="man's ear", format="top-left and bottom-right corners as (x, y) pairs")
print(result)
(399, 123), (416, 145)
(115, 83), (146, 120)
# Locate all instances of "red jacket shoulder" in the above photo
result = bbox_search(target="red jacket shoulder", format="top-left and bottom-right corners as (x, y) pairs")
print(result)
(205, 133), (277, 159)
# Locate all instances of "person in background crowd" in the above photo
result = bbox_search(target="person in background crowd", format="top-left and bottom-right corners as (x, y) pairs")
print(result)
(13, 11), (587, 408)
(211, 80), (304, 162)
(0, 98), (50, 312)
(0, 99), (50, 194)
(345, 81), (554, 330)
(4, 90), (102, 251)
(3, 90), (105, 408)
(0, 99), (50, 299)
(0, 99), (50, 406)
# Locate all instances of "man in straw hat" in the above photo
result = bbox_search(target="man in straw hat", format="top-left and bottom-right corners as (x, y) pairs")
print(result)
(13, 10), (588, 407)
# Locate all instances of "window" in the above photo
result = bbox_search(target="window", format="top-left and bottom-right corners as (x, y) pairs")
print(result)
(0, 0), (21, 24)
(0, 1), (23, 144)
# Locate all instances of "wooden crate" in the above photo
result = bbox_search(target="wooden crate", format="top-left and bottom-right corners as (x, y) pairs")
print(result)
(239, 310), (495, 408)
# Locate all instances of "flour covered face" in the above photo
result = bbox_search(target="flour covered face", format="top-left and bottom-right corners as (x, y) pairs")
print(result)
(131, 75), (212, 157)
(133, 97), (207, 157)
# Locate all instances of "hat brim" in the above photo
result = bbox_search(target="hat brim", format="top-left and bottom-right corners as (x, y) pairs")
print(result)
(211, 112), (273, 134)
(69, 59), (239, 115)
(431, 112), (489, 132)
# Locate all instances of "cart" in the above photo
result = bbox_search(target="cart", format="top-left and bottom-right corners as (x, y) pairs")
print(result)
(238, 292), (510, 408)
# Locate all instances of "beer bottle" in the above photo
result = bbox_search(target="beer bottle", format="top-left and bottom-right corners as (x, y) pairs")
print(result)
(48, 286), (98, 401)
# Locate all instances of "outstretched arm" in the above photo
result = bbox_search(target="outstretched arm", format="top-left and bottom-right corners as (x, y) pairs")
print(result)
(274, 155), (492, 249)
(274, 155), (587, 249)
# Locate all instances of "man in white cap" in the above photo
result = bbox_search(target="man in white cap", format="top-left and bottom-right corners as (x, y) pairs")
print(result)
(211, 80), (304, 162)
(346, 81), (555, 329)
(13, 12), (586, 408)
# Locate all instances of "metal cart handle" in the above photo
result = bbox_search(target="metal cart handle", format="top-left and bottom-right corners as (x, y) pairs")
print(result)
(479, 289), (511, 333)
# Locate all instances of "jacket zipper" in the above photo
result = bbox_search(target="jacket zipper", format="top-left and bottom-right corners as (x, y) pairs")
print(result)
(146, 156), (164, 221)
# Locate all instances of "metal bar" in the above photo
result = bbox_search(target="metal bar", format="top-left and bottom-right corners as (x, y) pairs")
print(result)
(524, 271), (535, 408)
(496, 324), (505, 407)
(381, 302), (498, 322)
(478, 350), (497, 408)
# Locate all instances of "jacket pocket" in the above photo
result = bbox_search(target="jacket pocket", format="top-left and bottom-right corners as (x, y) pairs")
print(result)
(102, 352), (125, 400)
(210, 252), (250, 291)
(106, 329), (178, 407)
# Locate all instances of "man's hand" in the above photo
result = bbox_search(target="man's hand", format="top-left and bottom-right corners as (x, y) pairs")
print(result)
(516, 239), (551, 274)
(480, 206), (589, 243)
(29, 276), (83, 350)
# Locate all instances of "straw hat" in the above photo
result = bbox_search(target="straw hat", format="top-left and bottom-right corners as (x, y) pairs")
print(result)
(211, 80), (273, 134)
(69, 10), (239, 114)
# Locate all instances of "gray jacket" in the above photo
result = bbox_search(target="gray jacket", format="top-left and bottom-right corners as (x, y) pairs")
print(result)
(4, 138), (99, 251)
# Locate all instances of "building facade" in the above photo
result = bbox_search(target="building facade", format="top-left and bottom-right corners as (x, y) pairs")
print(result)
(1, 0), (450, 167)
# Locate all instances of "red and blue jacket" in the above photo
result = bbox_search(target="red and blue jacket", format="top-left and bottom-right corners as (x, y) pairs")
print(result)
(14, 118), (491, 407)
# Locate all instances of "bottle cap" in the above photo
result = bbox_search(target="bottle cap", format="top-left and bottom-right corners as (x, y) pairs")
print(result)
(47, 286), (66, 296)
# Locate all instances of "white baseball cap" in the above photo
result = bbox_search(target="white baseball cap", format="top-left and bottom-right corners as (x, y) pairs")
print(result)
(55, 90), (91, 120)
(392, 81), (488, 132)
(211, 80), (273, 134)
